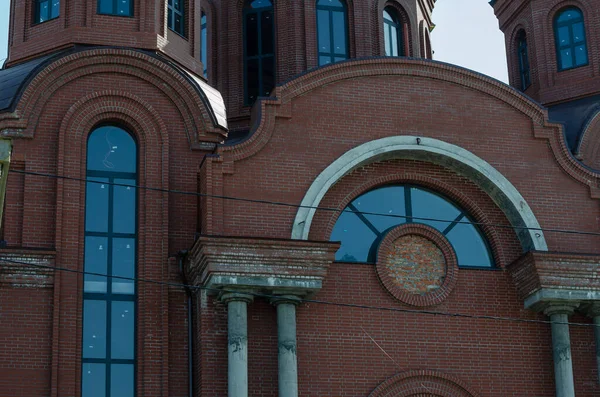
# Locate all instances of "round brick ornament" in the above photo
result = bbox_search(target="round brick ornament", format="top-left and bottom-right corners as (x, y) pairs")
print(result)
(376, 224), (458, 307)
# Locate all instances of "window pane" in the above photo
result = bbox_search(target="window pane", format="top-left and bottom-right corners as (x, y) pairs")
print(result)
(391, 26), (398, 56)
(201, 15), (208, 77)
(175, 13), (183, 35)
(246, 58), (259, 103)
(117, 0), (132, 16)
(83, 300), (107, 359)
(112, 238), (135, 294)
(574, 44), (588, 66)
(446, 222), (492, 267)
(557, 9), (581, 23)
(173, 0), (181, 11)
(262, 56), (275, 96)
(82, 363), (106, 397)
(334, 57), (345, 62)
(85, 178), (109, 233)
(384, 24), (391, 56)
(572, 22), (584, 43)
(168, 8), (173, 29)
(87, 127), (136, 173)
(411, 187), (461, 233)
(383, 10), (393, 22)
(332, 11), (346, 56)
(261, 10), (274, 55)
(557, 26), (571, 46)
(111, 364), (134, 397)
(330, 210), (377, 262)
(113, 179), (136, 234)
(98, 0), (113, 14)
(352, 186), (405, 232)
(318, 0), (343, 6)
(84, 236), (108, 293)
(246, 12), (259, 57)
(250, 0), (272, 8)
(560, 48), (573, 69)
(50, 0), (60, 18)
(319, 56), (332, 66)
(317, 9), (331, 54)
(111, 301), (135, 359)
(38, 1), (49, 22)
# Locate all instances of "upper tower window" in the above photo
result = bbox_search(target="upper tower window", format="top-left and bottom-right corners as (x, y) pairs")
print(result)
(243, 0), (275, 105)
(98, 0), (133, 16)
(517, 30), (531, 89)
(316, 0), (348, 66)
(34, 0), (59, 24)
(201, 12), (208, 78)
(168, 0), (186, 37)
(383, 7), (403, 56)
(554, 7), (588, 71)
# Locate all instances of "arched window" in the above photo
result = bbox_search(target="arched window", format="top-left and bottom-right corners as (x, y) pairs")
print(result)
(383, 7), (403, 57)
(244, 0), (275, 105)
(517, 30), (531, 89)
(82, 126), (137, 397)
(554, 7), (588, 71)
(316, 0), (348, 66)
(330, 185), (494, 268)
(201, 11), (208, 78)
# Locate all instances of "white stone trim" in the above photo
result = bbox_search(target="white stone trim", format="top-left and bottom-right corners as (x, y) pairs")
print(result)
(291, 135), (548, 251)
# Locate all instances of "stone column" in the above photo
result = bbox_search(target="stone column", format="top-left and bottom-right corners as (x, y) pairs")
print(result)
(271, 295), (302, 397)
(221, 292), (254, 397)
(544, 303), (579, 397)
(582, 302), (600, 386)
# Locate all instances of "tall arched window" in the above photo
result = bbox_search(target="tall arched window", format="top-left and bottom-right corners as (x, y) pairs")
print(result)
(82, 126), (137, 397)
(201, 11), (208, 78)
(316, 0), (348, 66)
(517, 30), (531, 89)
(330, 185), (494, 268)
(244, 0), (275, 105)
(383, 7), (403, 57)
(554, 7), (588, 70)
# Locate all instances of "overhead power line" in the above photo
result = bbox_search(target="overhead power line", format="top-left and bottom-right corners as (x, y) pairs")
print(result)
(9, 169), (600, 238)
(1, 257), (598, 328)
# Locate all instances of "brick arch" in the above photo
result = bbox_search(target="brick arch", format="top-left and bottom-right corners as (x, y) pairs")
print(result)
(369, 370), (481, 397)
(314, 172), (506, 268)
(577, 108), (600, 170)
(0, 48), (225, 145)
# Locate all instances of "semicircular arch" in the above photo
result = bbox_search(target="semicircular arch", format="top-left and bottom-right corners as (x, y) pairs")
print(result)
(369, 370), (481, 397)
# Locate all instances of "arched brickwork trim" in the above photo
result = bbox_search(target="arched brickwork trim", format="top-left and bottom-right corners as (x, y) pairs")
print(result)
(0, 48), (225, 145)
(577, 108), (600, 170)
(52, 91), (171, 397)
(369, 370), (481, 397)
(507, 23), (532, 90)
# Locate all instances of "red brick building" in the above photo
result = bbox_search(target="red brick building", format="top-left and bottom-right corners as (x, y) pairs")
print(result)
(0, 0), (600, 396)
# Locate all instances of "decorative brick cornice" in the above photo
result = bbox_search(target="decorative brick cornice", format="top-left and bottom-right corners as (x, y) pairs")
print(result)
(369, 369), (481, 397)
(0, 249), (56, 288)
(185, 235), (340, 296)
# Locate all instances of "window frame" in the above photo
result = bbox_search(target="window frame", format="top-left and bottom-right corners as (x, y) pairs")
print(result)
(316, 0), (349, 66)
(82, 125), (138, 397)
(516, 30), (531, 90)
(97, 0), (134, 17)
(168, 0), (187, 38)
(33, 0), (60, 25)
(554, 7), (588, 71)
(201, 11), (208, 78)
(383, 7), (403, 57)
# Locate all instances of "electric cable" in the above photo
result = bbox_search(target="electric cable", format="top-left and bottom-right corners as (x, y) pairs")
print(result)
(9, 169), (600, 237)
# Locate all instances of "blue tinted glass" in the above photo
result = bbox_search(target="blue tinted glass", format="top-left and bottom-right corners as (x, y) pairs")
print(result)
(84, 236), (108, 293)
(560, 49), (573, 69)
(82, 363), (106, 397)
(557, 26), (571, 46)
(38, 1), (49, 22)
(411, 188), (461, 232)
(332, 11), (346, 56)
(83, 300), (107, 359)
(572, 22), (585, 43)
(98, 0), (112, 14)
(391, 26), (398, 56)
(87, 127), (136, 173)
(320, 56), (332, 65)
(557, 8), (581, 23)
(384, 24), (391, 56)
(318, 0), (343, 6)
(85, 178), (109, 232)
(317, 9), (331, 54)
(574, 44), (588, 65)
(250, 0), (272, 8)
(446, 221), (492, 267)
(112, 238), (135, 294)
(117, 0), (132, 15)
(111, 364), (134, 397)
(330, 210), (377, 262)
(50, 0), (59, 18)
(352, 186), (405, 232)
(111, 301), (135, 359)
(113, 179), (136, 234)
(201, 14), (208, 77)
(383, 10), (393, 22)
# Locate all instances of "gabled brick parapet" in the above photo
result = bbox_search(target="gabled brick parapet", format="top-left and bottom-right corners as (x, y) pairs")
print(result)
(184, 235), (340, 296)
(508, 251), (600, 311)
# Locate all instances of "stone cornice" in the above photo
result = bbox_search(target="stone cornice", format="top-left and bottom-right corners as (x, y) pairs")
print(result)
(185, 235), (340, 296)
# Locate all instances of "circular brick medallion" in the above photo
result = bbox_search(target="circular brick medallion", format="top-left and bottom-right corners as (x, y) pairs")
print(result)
(376, 224), (458, 307)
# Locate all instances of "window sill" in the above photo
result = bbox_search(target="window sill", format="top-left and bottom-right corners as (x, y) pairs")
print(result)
(97, 12), (135, 18)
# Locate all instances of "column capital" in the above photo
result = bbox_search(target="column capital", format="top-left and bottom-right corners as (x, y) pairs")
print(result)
(543, 301), (580, 317)
(270, 295), (302, 306)
(580, 301), (600, 318)
(220, 291), (255, 304)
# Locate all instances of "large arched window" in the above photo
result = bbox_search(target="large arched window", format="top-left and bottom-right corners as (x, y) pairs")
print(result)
(517, 30), (531, 89)
(554, 7), (588, 71)
(330, 185), (494, 268)
(316, 0), (348, 66)
(383, 7), (403, 57)
(201, 11), (208, 78)
(244, 0), (275, 105)
(82, 126), (137, 397)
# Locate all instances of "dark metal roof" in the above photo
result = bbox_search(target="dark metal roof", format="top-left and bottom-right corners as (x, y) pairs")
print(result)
(547, 94), (600, 151)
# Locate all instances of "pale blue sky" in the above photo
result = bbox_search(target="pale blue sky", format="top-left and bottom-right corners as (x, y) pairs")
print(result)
(0, 0), (508, 82)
